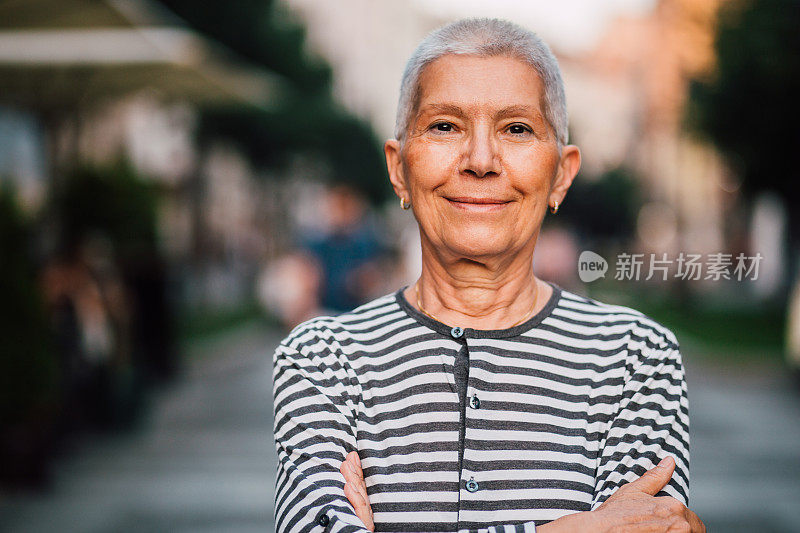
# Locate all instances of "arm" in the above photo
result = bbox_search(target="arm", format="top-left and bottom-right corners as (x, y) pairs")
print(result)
(341, 454), (702, 533)
(592, 333), (690, 507)
(541, 331), (702, 532)
(341, 452), (536, 533)
(273, 330), (370, 533)
(340, 326), (703, 533)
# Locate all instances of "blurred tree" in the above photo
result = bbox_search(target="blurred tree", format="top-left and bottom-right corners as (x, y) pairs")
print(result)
(199, 103), (388, 203)
(689, 0), (800, 292)
(0, 184), (57, 487)
(558, 166), (642, 247)
(155, 0), (332, 92)
(51, 162), (158, 258)
(157, 0), (390, 203)
(45, 161), (175, 420)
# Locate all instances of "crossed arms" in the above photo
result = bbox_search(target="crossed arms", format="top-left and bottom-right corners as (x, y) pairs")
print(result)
(273, 331), (705, 532)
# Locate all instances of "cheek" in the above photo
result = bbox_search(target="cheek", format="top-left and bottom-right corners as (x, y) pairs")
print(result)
(506, 148), (560, 193)
(403, 142), (458, 190)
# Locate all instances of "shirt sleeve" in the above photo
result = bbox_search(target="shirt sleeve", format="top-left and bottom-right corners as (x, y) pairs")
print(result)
(591, 326), (690, 509)
(272, 326), (369, 533)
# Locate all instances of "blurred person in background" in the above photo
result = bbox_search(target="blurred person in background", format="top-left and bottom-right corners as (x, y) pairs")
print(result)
(273, 18), (704, 532)
(301, 184), (385, 314)
(260, 184), (391, 330)
(258, 251), (324, 330)
(41, 235), (131, 430)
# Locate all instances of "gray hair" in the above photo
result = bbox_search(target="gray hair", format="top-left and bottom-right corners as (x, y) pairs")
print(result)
(394, 18), (568, 146)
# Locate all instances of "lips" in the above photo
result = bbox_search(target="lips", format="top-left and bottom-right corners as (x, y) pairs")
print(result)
(445, 196), (511, 211)
(447, 197), (509, 204)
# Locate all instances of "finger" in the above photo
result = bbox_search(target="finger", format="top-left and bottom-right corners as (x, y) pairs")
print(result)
(346, 454), (369, 508)
(345, 459), (365, 486)
(341, 454), (373, 530)
(343, 481), (359, 508)
(341, 460), (372, 512)
(624, 456), (676, 496)
(344, 482), (366, 508)
(612, 518), (681, 533)
(344, 482), (373, 531)
(340, 459), (355, 481)
(346, 451), (364, 479)
(349, 465), (371, 515)
(653, 495), (688, 517)
(345, 482), (375, 531)
(684, 508), (706, 532)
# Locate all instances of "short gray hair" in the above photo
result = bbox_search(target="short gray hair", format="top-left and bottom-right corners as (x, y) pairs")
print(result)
(394, 18), (568, 146)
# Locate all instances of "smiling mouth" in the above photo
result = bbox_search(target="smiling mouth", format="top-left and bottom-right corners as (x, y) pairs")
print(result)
(445, 197), (511, 212)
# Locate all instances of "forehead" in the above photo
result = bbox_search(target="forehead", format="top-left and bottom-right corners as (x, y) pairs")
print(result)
(415, 54), (546, 116)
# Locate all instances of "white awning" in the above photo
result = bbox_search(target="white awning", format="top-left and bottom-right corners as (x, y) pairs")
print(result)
(0, 0), (285, 110)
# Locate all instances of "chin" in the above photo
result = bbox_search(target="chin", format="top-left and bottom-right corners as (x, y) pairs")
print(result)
(441, 224), (519, 259)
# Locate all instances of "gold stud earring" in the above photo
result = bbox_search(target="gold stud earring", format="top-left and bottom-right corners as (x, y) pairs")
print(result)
(400, 197), (411, 210)
(550, 200), (559, 214)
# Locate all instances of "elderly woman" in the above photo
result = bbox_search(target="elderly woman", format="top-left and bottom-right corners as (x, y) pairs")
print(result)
(273, 18), (704, 533)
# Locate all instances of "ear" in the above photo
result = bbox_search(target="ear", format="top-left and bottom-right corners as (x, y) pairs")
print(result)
(384, 139), (410, 202)
(549, 144), (581, 207)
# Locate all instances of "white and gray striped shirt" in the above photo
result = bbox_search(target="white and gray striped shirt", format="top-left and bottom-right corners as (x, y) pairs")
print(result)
(272, 282), (690, 533)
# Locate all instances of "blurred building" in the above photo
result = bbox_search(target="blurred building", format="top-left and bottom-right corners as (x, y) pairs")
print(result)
(564, 0), (730, 259)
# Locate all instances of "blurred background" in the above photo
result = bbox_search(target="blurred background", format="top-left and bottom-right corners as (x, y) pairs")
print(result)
(0, 0), (798, 531)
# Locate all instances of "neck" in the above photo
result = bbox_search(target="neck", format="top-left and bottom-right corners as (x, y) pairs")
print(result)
(407, 237), (552, 330)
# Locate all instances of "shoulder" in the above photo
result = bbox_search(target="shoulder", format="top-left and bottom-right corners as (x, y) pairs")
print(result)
(554, 285), (680, 353)
(276, 291), (403, 359)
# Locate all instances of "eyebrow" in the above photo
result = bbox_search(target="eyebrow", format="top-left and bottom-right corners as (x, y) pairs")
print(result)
(421, 103), (466, 117)
(495, 105), (544, 120)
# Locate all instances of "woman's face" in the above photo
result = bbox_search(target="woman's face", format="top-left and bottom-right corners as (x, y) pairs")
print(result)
(385, 54), (580, 263)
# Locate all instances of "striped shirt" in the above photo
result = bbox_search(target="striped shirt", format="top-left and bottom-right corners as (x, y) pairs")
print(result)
(272, 282), (690, 533)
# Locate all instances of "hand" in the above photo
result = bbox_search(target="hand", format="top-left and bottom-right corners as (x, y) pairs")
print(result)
(340, 451), (374, 531)
(589, 456), (705, 532)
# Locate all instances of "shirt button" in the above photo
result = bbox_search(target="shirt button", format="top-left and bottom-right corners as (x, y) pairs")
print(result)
(469, 395), (481, 409)
(450, 326), (463, 338)
(317, 513), (330, 527)
(465, 477), (479, 492)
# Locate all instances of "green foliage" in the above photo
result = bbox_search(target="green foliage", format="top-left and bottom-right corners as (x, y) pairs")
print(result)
(156, 0), (390, 203)
(0, 185), (57, 426)
(558, 166), (641, 244)
(178, 298), (268, 345)
(199, 101), (390, 203)
(628, 292), (785, 363)
(157, 0), (331, 92)
(688, 0), (800, 206)
(323, 113), (391, 204)
(50, 161), (158, 259)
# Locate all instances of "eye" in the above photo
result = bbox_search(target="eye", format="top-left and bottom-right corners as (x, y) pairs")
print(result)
(507, 123), (533, 136)
(430, 122), (456, 134)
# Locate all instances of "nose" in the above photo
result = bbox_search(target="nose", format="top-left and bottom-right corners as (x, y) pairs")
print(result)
(461, 126), (500, 178)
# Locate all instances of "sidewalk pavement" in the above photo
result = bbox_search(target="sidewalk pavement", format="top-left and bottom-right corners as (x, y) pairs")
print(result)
(685, 356), (800, 532)
(0, 320), (283, 533)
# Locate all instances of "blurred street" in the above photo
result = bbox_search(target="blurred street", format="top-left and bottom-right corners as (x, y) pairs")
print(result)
(0, 321), (283, 533)
(688, 356), (800, 533)
(0, 322), (798, 533)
